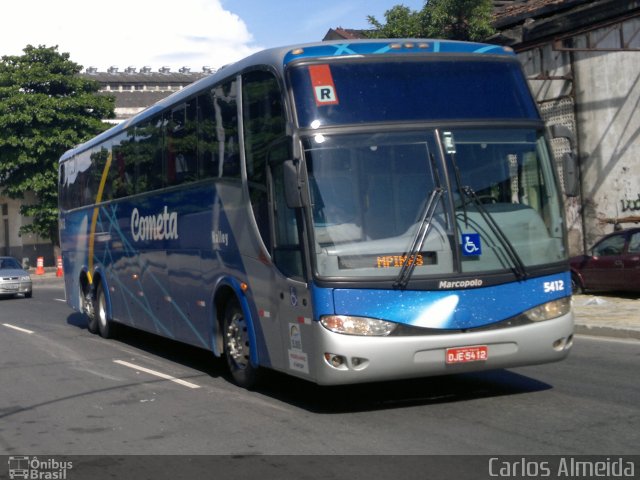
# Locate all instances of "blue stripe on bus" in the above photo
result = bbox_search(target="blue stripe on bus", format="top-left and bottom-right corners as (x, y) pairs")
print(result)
(62, 183), (268, 357)
(283, 40), (512, 65)
(316, 272), (571, 330)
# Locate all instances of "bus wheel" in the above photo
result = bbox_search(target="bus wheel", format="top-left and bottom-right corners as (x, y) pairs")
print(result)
(95, 283), (116, 339)
(82, 287), (98, 334)
(223, 298), (260, 389)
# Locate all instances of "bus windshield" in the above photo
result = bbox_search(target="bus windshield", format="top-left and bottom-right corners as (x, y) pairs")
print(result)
(289, 59), (538, 127)
(303, 128), (566, 280)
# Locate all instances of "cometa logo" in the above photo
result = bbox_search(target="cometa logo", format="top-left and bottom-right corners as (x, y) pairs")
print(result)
(131, 206), (179, 242)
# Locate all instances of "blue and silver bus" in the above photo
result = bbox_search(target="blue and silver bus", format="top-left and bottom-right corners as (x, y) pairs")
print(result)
(59, 39), (574, 388)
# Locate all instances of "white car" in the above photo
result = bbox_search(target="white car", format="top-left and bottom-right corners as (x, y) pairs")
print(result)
(0, 256), (33, 298)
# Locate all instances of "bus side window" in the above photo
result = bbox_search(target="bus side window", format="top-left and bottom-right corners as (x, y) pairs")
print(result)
(109, 132), (136, 199)
(59, 159), (75, 210)
(272, 160), (304, 279)
(198, 91), (217, 178)
(135, 115), (165, 192)
(199, 80), (240, 179)
(88, 147), (110, 203)
(242, 70), (286, 254)
(166, 101), (197, 185)
(74, 150), (91, 207)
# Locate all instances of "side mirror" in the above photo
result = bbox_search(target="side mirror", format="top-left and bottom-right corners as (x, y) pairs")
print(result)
(283, 159), (305, 208)
(562, 152), (579, 197)
(551, 124), (579, 197)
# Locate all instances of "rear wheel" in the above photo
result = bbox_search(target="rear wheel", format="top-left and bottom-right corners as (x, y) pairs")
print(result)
(95, 283), (116, 339)
(223, 298), (261, 389)
(81, 286), (98, 333)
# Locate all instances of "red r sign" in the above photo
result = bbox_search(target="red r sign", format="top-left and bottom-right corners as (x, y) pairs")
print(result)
(309, 64), (339, 106)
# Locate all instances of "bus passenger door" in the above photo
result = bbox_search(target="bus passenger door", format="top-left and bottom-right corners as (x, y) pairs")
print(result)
(269, 160), (314, 379)
(245, 155), (313, 378)
(242, 69), (314, 378)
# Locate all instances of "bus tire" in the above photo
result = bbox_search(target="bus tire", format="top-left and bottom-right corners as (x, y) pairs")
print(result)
(95, 283), (116, 339)
(82, 287), (99, 334)
(223, 298), (261, 389)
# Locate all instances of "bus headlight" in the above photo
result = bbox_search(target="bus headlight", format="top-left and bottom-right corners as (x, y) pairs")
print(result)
(320, 315), (397, 336)
(524, 297), (571, 322)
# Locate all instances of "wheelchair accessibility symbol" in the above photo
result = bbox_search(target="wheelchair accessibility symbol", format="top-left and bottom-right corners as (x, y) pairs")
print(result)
(462, 233), (482, 256)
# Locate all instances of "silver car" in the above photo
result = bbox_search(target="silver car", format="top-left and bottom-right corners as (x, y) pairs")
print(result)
(0, 257), (32, 298)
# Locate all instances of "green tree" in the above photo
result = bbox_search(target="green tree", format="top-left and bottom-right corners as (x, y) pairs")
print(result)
(367, 0), (495, 41)
(0, 45), (114, 244)
(367, 5), (427, 39)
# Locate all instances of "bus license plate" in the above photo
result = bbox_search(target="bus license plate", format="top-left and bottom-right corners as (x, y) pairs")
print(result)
(446, 345), (488, 364)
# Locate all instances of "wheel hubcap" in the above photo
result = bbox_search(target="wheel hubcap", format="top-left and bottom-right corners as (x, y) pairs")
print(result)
(226, 313), (249, 369)
(82, 290), (94, 318)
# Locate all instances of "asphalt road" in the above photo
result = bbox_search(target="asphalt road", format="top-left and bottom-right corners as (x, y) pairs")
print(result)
(1, 280), (639, 459)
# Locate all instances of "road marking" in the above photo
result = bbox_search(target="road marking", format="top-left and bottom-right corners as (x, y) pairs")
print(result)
(54, 298), (66, 302)
(113, 359), (201, 389)
(2, 323), (34, 334)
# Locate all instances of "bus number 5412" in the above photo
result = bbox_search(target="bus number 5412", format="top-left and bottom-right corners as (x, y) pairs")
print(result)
(543, 280), (565, 293)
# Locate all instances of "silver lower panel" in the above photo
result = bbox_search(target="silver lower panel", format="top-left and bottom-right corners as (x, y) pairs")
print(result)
(313, 313), (574, 385)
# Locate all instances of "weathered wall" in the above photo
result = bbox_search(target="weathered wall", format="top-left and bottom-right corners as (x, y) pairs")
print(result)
(516, 15), (640, 254)
(572, 17), (640, 248)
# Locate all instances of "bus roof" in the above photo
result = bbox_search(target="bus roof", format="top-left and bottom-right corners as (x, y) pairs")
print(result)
(59, 39), (515, 163)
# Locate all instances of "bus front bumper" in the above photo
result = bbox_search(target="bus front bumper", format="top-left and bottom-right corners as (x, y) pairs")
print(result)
(313, 312), (574, 385)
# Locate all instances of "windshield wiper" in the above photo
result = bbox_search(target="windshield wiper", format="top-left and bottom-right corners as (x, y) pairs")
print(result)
(394, 187), (443, 289)
(460, 186), (528, 280)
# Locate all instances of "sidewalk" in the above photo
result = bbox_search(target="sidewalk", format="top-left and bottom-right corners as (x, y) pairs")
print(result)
(572, 293), (640, 341)
(29, 269), (640, 341)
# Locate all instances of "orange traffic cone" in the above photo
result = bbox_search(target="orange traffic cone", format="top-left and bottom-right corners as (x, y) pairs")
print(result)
(36, 256), (45, 275)
(56, 256), (64, 277)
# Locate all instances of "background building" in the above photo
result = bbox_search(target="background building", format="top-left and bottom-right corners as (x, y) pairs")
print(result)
(1, 193), (45, 265)
(85, 65), (211, 124)
(490, 0), (640, 253)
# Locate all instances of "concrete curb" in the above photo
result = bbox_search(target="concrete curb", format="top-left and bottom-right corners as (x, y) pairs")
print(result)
(575, 324), (640, 341)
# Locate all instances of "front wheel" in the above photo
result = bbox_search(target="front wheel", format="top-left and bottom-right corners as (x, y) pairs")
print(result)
(223, 298), (261, 389)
